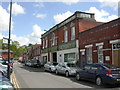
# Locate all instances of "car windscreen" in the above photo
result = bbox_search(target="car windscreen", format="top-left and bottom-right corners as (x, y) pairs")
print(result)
(103, 64), (120, 69)
(67, 63), (76, 67)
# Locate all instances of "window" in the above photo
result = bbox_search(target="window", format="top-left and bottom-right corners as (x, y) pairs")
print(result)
(84, 65), (91, 70)
(64, 30), (68, 42)
(86, 47), (92, 64)
(43, 39), (44, 49)
(98, 45), (103, 63)
(51, 33), (55, 46)
(71, 26), (75, 40)
(46, 39), (48, 48)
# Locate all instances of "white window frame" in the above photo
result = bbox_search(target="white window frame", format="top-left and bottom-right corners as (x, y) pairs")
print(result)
(86, 47), (92, 64)
(71, 26), (75, 40)
(64, 30), (68, 43)
(97, 45), (103, 64)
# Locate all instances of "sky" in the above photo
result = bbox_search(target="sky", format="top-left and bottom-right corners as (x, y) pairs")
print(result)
(0, 0), (119, 46)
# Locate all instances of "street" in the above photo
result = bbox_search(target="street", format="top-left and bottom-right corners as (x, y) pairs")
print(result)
(13, 62), (120, 89)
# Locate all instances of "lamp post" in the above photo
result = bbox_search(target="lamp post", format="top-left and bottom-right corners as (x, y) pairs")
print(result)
(7, 0), (12, 80)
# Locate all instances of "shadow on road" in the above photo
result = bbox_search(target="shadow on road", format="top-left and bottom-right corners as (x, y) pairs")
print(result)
(69, 77), (120, 89)
(19, 64), (45, 72)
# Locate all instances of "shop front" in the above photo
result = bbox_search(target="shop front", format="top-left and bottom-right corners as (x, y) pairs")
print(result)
(110, 39), (120, 66)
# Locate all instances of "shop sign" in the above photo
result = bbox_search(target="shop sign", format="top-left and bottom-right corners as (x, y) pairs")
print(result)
(113, 43), (120, 50)
(59, 40), (76, 50)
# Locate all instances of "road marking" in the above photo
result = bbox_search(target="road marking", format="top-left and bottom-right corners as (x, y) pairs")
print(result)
(12, 71), (20, 90)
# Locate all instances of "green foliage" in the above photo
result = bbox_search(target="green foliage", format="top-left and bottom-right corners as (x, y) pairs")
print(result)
(0, 39), (2, 49)
(10, 41), (26, 59)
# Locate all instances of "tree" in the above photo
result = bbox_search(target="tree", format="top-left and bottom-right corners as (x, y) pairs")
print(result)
(0, 39), (2, 49)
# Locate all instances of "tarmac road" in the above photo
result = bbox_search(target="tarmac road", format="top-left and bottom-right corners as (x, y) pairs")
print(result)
(13, 61), (120, 89)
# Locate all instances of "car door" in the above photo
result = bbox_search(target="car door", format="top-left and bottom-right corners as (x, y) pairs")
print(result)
(80, 65), (91, 79)
(61, 64), (66, 74)
(57, 63), (62, 73)
(88, 65), (98, 81)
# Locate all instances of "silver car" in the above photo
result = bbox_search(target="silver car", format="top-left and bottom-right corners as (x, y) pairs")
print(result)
(44, 62), (58, 72)
(55, 62), (78, 77)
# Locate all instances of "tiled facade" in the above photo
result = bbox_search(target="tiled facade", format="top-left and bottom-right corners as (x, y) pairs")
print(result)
(79, 18), (120, 67)
(41, 11), (102, 63)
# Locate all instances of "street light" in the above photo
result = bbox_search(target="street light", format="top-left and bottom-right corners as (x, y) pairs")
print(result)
(7, 0), (12, 80)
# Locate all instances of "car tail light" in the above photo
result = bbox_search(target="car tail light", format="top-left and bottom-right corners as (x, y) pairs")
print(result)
(106, 70), (112, 75)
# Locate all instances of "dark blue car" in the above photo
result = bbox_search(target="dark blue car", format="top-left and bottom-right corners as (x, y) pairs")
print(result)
(76, 63), (120, 86)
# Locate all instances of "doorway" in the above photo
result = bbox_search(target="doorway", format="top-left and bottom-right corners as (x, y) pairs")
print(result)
(53, 52), (57, 62)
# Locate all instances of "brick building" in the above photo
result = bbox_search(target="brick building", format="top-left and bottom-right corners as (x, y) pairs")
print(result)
(79, 18), (120, 67)
(41, 11), (102, 63)
(32, 44), (42, 60)
(23, 44), (42, 61)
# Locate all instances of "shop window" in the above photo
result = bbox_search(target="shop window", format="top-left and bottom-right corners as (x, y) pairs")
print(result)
(64, 53), (75, 62)
(98, 45), (103, 63)
(86, 47), (92, 64)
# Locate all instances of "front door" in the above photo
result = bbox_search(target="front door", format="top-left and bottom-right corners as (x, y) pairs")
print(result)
(113, 50), (120, 66)
(53, 52), (57, 62)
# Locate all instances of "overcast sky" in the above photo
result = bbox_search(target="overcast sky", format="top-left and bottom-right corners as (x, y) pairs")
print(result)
(0, 0), (119, 46)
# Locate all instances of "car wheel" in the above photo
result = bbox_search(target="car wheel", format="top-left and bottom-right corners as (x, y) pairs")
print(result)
(96, 76), (102, 86)
(65, 71), (69, 77)
(76, 73), (80, 81)
(56, 70), (58, 74)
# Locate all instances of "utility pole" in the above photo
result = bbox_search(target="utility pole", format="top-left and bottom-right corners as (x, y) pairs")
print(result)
(7, 0), (12, 80)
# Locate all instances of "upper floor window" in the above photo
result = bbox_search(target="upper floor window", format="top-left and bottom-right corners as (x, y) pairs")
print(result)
(64, 30), (68, 43)
(71, 26), (75, 40)
(51, 33), (55, 46)
(45, 38), (48, 48)
(43, 39), (45, 49)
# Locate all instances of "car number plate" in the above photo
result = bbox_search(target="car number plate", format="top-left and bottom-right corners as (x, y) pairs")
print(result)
(117, 79), (120, 81)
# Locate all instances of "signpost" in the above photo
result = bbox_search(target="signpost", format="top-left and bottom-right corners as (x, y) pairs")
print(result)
(7, 0), (12, 80)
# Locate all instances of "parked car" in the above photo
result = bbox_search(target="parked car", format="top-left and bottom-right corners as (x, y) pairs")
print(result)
(44, 62), (58, 72)
(55, 62), (78, 77)
(0, 60), (13, 74)
(25, 60), (32, 67)
(18, 60), (25, 63)
(76, 63), (120, 86)
(31, 59), (41, 67)
(0, 81), (14, 89)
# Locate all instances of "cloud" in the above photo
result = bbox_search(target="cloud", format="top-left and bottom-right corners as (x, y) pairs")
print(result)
(98, 0), (119, 10)
(34, 2), (44, 8)
(0, 5), (14, 32)
(34, 14), (46, 19)
(53, 11), (73, 24)
(8, 3), (25, 16)
(10, 24), (45, 46)
(86, 7), (118, 22)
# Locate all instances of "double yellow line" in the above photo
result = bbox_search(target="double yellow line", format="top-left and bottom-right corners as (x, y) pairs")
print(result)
(12, 71), (20, 89)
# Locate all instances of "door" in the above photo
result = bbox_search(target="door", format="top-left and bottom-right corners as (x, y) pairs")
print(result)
(81, 53), (85, 68)
(113, 50), (120, 66)
(53, 52), (57, 62)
